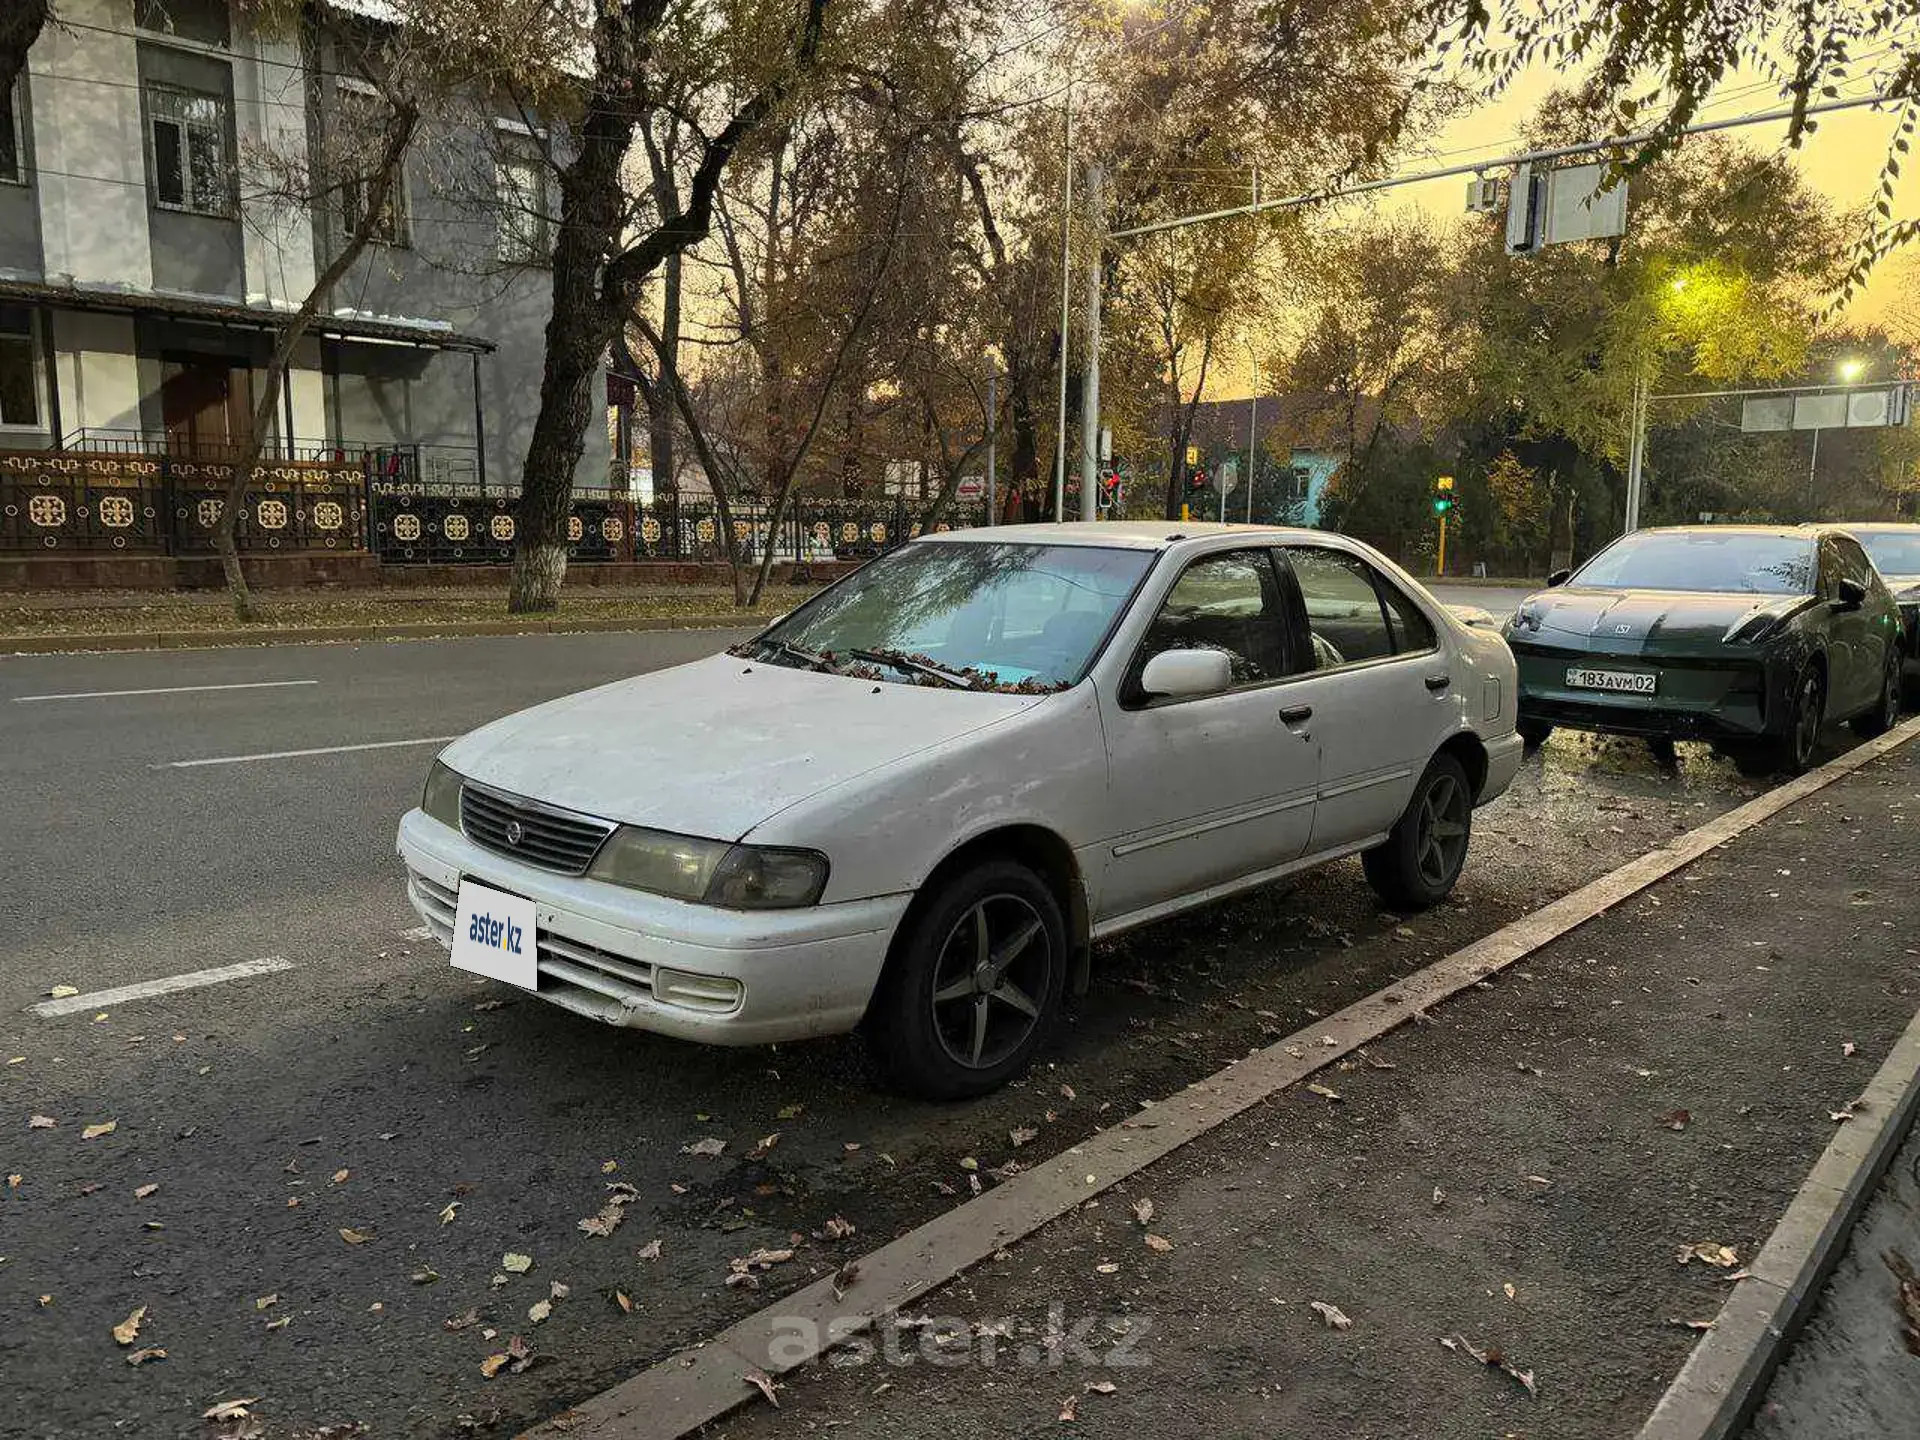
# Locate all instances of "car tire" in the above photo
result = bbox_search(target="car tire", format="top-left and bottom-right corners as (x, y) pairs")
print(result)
(1516, 719), (1553, 748)
(865, 859), (1067, 1101)
(1749, 662), (1826, 776)
(1362, 752), (1474, 911)
(1850, 645), (1901, 739)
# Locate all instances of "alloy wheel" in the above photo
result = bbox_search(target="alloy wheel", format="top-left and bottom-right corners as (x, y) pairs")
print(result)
(1791, 668), (1825, 769)
(928, 893), (1054, 1071)
(1414, 769), (1471, 888)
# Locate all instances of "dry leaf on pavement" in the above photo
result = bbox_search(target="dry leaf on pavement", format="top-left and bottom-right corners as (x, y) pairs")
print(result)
(203, 1399), (259, 1421)
(81, 1121), (116, 1140)
(111, 1306), (146, 1345)
(480, 1354), (510, 1379)
(1085, 1381), (1116, 1395)
(1842, 1041), (1858, 1057)
(47, 986), (78, 1000)
(439, 1201), (460, 1225)
(331, 1169), (349, 1184)
(614, 1291), (633, 1313)
(134, 1183), (158, 1199)
(1667, 1316), (1717, 1331)
(1058, 1394), (1079, 1422)
(1143, 1234), (1173, 1253)
(1309, 1301), (1352, 1330)
(338, 1228), (374, 1245)
(1306, 1083), (1342, 1102)
(749, 1133), (780, 1159)
(444, 1308), (481, 1331)
(125, 1346), (166, 1366)
(28, 1115), (55, 1129)
(744, 1367), (779, 1408)
(1661, 1110), (1691, 1131)
(682, 1138), (726, 1158)
(1131, 1198), (1154, 1226)
(578, 1205), (625, 1238)
(527, 1300), (551, 1325)
(637, 1238), (662, 1262)
(502, 1253), (533, 1273)
(1010, 1126), (1039, 1147)
(254, 1294), (279, 1311)
(1675, 1242), (1739, 1269)
(1432, 1186), (1446, 1207)
(264, 1316), (290, 1332)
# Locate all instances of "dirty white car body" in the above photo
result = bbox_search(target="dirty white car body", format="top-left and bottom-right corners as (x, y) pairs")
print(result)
(398, 523), (1522, 1095)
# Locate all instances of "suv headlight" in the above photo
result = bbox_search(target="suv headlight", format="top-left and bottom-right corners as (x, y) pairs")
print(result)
(422, 759), (463, 828)
(589, 828), (829, 909)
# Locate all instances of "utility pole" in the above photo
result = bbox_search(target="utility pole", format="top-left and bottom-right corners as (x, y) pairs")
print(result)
(1623, 357), (1649, 533)
(1245, 366), (1259, 524)
(1052, 86), (1073, 523)
(1078, 163), (1104, 524)
(984, 365), (997, 526)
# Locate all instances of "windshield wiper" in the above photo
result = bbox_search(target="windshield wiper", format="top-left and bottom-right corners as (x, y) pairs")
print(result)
(756, 639), (842, 673)
(849, 647), (974, 690)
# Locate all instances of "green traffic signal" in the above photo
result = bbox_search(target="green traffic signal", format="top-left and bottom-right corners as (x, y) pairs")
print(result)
(1432, 498), (1454, 515)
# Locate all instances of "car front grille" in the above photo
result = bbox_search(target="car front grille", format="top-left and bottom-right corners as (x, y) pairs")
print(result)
(459, 783), (615, 875)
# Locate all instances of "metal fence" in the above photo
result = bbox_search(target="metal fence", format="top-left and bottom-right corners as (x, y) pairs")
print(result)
(2, 446), (989, 565)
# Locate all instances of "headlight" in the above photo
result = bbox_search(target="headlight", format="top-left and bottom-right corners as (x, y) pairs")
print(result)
(588, 829), (829, 909)
(422, 760), (463, 828)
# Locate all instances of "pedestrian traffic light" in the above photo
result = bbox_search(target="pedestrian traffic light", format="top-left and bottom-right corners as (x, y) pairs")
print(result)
(1190, 469), (1208, 492)
(1097, 471), (1122, 511)
(1432, 474), (1455, 516)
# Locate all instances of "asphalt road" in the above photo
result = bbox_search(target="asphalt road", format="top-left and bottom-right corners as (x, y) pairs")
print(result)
(0, 622), (1797, 1439)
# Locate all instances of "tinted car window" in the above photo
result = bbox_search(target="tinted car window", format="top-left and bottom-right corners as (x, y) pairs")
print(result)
(1286, 546), (1394, 668)
(1572, 531), (1815, 595)
(1856, 531), (1920, 576)
(1137, 549), (1289, 688)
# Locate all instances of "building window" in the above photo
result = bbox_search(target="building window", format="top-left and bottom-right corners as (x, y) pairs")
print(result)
(0, 307), (41, 429)
(0, 79), (24, 185)
(145, 82), (232, 216)
(495, 151), (550, 265)
(337, 90), (409, 246)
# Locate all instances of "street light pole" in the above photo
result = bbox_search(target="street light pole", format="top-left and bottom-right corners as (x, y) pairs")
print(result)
(1245, 365), (1259, 524)
(1078, 163), (1104, 523)
(1052, 85), (1073, 523)
(1623, 356), (1650, 533)
(985, 365), (997, 526)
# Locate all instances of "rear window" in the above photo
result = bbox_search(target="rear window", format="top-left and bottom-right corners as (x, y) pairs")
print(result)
(1856, 530), (1920, 577)
(1571, 532), (1815, 595)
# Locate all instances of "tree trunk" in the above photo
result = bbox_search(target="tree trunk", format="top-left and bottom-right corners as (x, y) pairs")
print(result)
(0, 0), (52, 100)
(512, 290), (608, 612)
(643, 253), (681, 493)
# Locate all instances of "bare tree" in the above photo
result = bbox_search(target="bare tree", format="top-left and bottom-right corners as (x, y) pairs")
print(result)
(0, 0), (54, 101)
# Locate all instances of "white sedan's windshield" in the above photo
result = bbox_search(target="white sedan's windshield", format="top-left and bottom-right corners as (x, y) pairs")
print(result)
(741, 541), (1155, 691)
(1572, 532), (1815, 595)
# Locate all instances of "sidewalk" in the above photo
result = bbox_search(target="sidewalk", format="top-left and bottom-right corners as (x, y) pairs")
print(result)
(707, 740), (1920, 1439)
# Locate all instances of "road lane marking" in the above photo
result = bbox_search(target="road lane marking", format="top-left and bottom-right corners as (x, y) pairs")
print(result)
(29, 958), (297, 1018)
(541, 714), (1920, 1440)
(160, 736), (458, 768)
(14, 680), (320, 703)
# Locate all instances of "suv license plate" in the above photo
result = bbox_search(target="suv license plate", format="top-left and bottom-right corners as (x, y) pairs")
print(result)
(1565, 667), (1657, 694)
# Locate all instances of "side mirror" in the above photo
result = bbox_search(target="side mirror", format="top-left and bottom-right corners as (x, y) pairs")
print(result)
(1836, 577), (1867, 610)
(1140, 648), (1233, 699)
(1546, 568), (1573, 588)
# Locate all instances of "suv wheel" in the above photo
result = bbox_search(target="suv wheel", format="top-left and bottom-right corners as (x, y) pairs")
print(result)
(1363, 752), (1473, 910)
(865, 859), (1066, 1100)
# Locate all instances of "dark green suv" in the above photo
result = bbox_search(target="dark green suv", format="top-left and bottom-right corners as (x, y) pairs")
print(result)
(1504, 525), (1904, 774)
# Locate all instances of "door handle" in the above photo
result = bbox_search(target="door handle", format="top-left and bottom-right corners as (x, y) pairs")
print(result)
(1425, 673), (1451, 693)
(1279, 704), (1313, 725)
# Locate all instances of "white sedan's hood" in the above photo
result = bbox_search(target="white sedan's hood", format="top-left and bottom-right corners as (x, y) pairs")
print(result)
(440, 653), (1048, 841)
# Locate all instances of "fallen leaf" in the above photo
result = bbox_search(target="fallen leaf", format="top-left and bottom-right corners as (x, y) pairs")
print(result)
(1010, 1126), (1039, 1148)
(527, 1299), (552, 1325)
(1667, 1316), (1717, 1331)
(111, 1306), (146, 1345)
(81, 1121), (117, 1140)
(1131, 1198), (1154, 1226)
(744, 1366), (779, 1408)
(1843, 1041), (1858, 1057)
(1095, 1262), (1120, 1275)
(410, 1269), (440, 1286)
(833, 1259), (860, 1297)
(777, 1104), (804, 1120)
(7, 1173), (20, 1189)
(749, 1132), (780, 1159)
(332, 1169), (350, 1185)
(1432, 1185), (1446, 1207)
(28, 1115), (55, 1130)
(958, 1156), (979, 1171)
(264, 1315), (290, 1331)
(578, 1205), (625, 1238)
(1830, 1105), (1856, 1124)
(439, 1201), (460, 1225)
(134, 1183), (158, 1199)
(818, 1215), (856, 1242)
(1503, 1283), (1517, 1301)
(682, 1138), (726, 1158)
(47, 986), (78, 1000)
(125, 1346), (166, 1366)
(502, 1252), (534, 1274)
(339, 1227), (374, 1245)
(637, 1238), (663, 1262)
(614, 1289), (633, 1313)
(1306, 1083), (1342, 1102)
(1085, 1380), (1116, 1395)
(254, 1294), (279, 1311)
(1059, 1393), (1079, 1422)
(1676, 1242), (1740, 1269)
(600, 1159), (618, 1173)
(1060, 1083), (1077, 1101)
(444, 1308), (481, 1332)
(1310, 1300), (1352, 1330)
(1143, 1234), (1173, 1253)
(203, 1399), (259, 1422)
(480, 1353), (510, 1379)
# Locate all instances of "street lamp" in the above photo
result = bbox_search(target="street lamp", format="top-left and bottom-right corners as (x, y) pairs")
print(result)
(1837, 357), (1867, 383)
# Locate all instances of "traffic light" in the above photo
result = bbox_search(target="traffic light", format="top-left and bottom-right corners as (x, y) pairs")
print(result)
(1097, 471), (1122, 511)
(1190, 469), (1208, 492)
(1432, 474), (1455, 516)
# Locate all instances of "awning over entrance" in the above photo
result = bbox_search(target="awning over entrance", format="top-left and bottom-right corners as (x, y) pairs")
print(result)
(0, 279), (497, 353)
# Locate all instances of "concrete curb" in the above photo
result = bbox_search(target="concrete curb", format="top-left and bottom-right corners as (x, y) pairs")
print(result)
(0, 613), (763, 654)
(1637, 1004), (1920, 1440)
(525, 717), (1920, 1439)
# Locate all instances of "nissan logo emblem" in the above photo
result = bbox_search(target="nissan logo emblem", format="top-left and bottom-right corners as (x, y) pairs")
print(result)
(1615, 622), (1633, 634)
(504, 819), (525, 847)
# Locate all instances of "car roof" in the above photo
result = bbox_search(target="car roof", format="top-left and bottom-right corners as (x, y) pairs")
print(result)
(1838, 521), (1920, 534)
(911, 521), (1324, 551)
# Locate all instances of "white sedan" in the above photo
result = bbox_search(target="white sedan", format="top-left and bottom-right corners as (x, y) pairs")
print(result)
(397, 523), (1522, 1097)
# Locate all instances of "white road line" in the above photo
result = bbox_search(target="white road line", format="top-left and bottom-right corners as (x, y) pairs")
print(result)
(160, 735), (458, 768)
(30, 958), (297, 1018)
(14, 680), (320, 703)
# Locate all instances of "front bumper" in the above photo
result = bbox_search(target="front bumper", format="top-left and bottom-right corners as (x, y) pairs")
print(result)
(396, 809), (909, 1045)
(1509, 640), (1775, 741)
